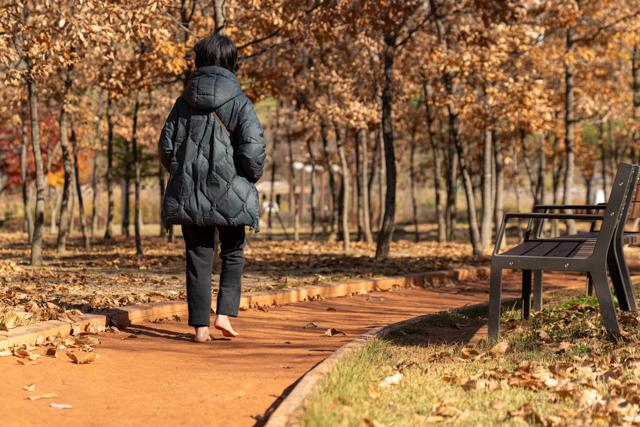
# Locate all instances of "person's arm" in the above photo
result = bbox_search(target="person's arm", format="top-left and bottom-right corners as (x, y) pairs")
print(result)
(234, 95), (266, 183)
(158, 99), (180, 171)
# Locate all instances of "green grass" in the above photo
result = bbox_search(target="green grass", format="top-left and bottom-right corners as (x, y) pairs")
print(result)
(301, 288), (634, 426)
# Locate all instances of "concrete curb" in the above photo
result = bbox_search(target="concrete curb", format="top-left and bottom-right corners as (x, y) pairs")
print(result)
(0, 314), (107, 350)
(264, 325), (383, 427)
(0, 266), (489, 350)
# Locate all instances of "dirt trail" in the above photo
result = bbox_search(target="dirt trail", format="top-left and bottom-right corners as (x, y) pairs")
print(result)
(0, 272), (585, 427)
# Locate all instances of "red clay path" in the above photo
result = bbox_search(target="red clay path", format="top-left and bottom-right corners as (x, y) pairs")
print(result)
(0, 272), (586, 427)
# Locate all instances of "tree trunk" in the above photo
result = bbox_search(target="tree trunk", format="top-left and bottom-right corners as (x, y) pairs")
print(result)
(131, 93), (143, 256)
(632, 44), (640, 161)
(20, 102), (33, 242)
(537, 137), (546, 205)
(480, 128), (493, 250)
(493, 131), (504, 236)
(375, 34), (397, 259)
(320, 119), (338, 240)
(409, 125), (419, 242)
(367, 130), (379, 234)
(121, 144), (131, 238)
(513, 143), (523, 239)
(357, 129), (373, 243)
(67, 180), (76, 235)
(444, 132), (458, 241)
(563, 27), (577, 235)
(377, 128), (385, 232)
(584, 175), (593, 205)
(306, 138), (317, 239)
(299, 167), (306, 236)
(267, 115), (279, 238)
(70, 117), (89, 249)
(334, 124), (350, 252)
(27, 74), (46, 266)
(287, 128), (298, 240)
(56, 101), (73, 254)
(422, 82), (446, 243)
(551, 134), (563, 236)
(91, 150), (99, 239)
(598, 121), (607, 198)
(354, 132), (363, 241)
(447, 90), (482, 256)
(213, 0), (225, 33)
(104, 95), (115, 240)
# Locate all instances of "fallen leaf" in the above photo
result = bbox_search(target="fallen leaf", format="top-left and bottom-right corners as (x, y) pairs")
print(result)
(27, 392), (57, 401)
(121, 334), (138, 340)
(49, 403), (72, 410)
(489, 341), (509, 356)
(14, 348), (31, 358)
(23, 384), (36, 392)
(67, 351), (98, 364)
(0, 349), (12, 357)
(379, 372), (403, 387)
(326, 307), (337, 311)
(303, 322), (319, 329)
(324, 328), (346, 337)
(16, 359), (40, 365)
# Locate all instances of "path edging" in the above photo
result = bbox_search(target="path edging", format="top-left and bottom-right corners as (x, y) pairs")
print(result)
(0, 266), (489, 350)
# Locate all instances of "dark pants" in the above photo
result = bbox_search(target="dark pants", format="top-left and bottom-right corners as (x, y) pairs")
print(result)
(182, 224), (246, 327)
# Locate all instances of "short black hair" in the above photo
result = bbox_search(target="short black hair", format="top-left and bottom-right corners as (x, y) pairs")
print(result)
(194, 34), (238, 72)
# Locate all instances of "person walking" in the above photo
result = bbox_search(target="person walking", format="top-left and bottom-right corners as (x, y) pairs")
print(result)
(158, 34), (265, 343)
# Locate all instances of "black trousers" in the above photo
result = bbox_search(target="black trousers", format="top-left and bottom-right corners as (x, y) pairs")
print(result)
(182, 224), (246, 327)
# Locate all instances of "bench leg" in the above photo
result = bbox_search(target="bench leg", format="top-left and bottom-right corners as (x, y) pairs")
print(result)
(488, 265), (503, 341)
(608, 247), (630, 311)
(522, 270), (532, 320)
(613, 239), (637, 311)
(532, 270), (543, 311)
(586, 276), (594, 296)
(589, 267), (621, 339)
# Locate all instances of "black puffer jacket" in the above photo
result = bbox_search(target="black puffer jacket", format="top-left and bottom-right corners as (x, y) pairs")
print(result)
(159, 66), (265, 231)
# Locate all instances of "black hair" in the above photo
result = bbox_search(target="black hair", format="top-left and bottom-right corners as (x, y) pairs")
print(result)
(193, 34), (238, 73)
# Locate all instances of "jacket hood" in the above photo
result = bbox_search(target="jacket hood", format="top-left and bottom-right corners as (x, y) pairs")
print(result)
(183, 65), (242, 110)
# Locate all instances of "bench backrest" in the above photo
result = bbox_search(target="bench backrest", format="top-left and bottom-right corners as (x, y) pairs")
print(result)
(631, 180), (640, 220)
(594, 163), (638, 256)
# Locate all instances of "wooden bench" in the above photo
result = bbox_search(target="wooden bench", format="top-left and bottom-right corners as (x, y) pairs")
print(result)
(488, 163), (639, 340)
(528, 202), (640, 313)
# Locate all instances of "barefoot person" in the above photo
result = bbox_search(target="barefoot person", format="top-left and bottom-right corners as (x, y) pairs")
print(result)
(158, 34), (265, 343)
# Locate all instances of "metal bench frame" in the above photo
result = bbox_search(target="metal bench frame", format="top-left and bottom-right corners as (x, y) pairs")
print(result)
(488, 163), (639, 340)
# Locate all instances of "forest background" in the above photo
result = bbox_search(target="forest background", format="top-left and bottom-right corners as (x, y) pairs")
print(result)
(1, 0), (640, 265)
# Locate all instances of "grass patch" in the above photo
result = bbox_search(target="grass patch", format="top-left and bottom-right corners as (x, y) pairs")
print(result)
(302, 287), (640, 426)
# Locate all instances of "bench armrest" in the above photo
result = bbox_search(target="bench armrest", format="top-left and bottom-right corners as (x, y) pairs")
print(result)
(504, 212), (604, 221)
(532, 204), (606, 212)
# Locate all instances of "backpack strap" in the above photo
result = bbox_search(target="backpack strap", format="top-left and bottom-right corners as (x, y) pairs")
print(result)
(211, 110), (230, 137)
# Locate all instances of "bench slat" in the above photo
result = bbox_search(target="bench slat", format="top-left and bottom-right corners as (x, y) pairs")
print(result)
(526, 241), (561, 256)
(503, 240), (542, 256)
(546, 241), (581, 257)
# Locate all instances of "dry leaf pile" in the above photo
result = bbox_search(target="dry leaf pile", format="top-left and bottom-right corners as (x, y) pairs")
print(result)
(433, 299), (640, 426)
(0, 232), (480, 330)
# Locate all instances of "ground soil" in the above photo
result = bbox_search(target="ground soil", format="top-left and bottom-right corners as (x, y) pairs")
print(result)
(0, 271), (585, 427)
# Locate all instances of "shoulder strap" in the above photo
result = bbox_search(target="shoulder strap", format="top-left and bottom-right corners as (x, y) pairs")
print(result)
(211, 110), (230, 137)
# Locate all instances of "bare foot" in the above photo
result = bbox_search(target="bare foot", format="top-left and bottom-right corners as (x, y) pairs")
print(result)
(214, 315), (239, 337)
(193, 326), (212, 343)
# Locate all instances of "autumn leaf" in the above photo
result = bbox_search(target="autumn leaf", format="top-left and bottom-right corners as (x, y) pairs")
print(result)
(27, 392), (57, 401)
(324, 328), (346, 337)
(67, 350), (98, 364)
(49, 403), (72, 410)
